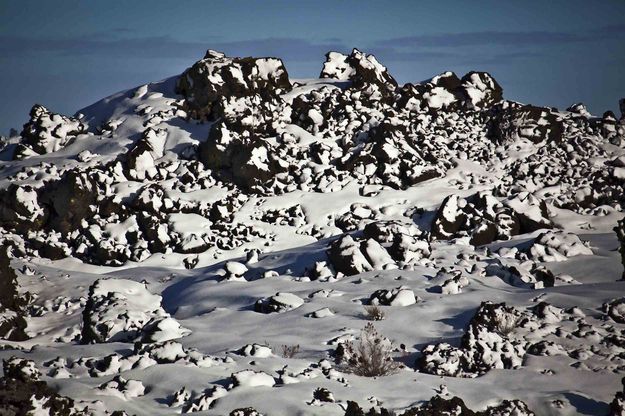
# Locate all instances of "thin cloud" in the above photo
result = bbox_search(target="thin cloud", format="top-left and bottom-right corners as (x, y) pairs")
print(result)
(0, 35), (347, 62)
(376, 25), (625, 48)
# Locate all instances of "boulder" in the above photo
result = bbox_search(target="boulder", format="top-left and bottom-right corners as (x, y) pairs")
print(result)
(16, 104), (85, 159)
(176, 49), (291, 120)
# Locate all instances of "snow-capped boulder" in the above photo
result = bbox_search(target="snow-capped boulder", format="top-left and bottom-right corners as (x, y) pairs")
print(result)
(126, 128), (167, 180)
(320, 48), (397, 92)
(0, 357), (80, 415)
(459, 71), (503, 109)
(231, 370), (275, 388)
(528, 231), (592, 262)
(140, 316), (191, 343)
(419, 302), (527, 377)
(615, 218), (625, 280)
(98, 375), (145, 400)
(609, 378), (625, 416)
(567, 102), (592, 117)
(604, 298), (625, 324)
(490, 101), (563, 144)
(176, 49), (291, 120)
(229, 408), (264, 416)
(254, 292), (304, 314)
(236, 344), (273, 358)
(223, 261), (249, 281)
(81, 278), (182, 343)
(198, 121), (284, 190)
(15, 104), (86, 159)
(0, 246), (28, 341)
(0, 185), (47, 233)
(486, 263), (555, 289)
(183, 386), (228, 412)
(3, 357), (41, 382)
(369, 286), (418, 306)
(430, 192), (552, 245)
(345, 395), (535, 416)
(328, 235), (374, 276)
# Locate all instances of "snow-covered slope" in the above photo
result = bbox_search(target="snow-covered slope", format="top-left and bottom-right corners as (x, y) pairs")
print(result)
(0, 47), (625, 416)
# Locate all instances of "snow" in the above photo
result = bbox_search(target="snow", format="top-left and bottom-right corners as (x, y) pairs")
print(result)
(0, 48), (623, 416)
(424, 87), (457, 109)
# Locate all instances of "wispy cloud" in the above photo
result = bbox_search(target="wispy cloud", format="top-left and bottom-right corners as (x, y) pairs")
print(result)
(376, 25), (625, 48)
(0, 34), (347, 62)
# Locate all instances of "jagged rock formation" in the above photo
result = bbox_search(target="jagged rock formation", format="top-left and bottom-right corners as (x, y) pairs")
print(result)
(14, 105), (86, 159)
(344, 395), (535, 416)
(0, 47), (623, 416)
(0, 246), (28, 341)
(0, 357), (81, 415)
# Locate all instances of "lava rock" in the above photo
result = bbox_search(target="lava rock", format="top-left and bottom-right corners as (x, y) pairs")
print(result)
(176, 49), (291, 121)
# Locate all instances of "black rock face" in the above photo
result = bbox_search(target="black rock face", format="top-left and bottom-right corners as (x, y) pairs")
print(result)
(344, 395), (535, 416)
(0, 246), (28, 341)
(0, 357), (78, 416)
(176, 50), (291, 121)
(15, 104), (86, 159)
(489, 102), (564, 144)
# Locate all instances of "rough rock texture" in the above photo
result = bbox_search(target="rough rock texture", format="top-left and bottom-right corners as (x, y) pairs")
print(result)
(616, 219), (625, 280)
(344, 395), (535, 416)
(81, 278), (188, 343)
(176, 49), (291, 121)
(609, 378), (625, 416)
(320, 48), (398, 92)
(418, 302), (527, 377)
(328, 221), (430, 276)
(430, 192), (552, 245)
(15, 104), (86, 159)
(254, 292), (304, 314)
(489, 101), (563, 144)
(0, 357), (80, 416)
(0, 246), (28, 341)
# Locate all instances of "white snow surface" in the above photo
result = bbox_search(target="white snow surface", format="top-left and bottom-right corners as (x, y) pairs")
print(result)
(0, 55), (624, 416)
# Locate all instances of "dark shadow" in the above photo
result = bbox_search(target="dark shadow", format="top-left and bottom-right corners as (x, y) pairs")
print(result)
(562, 392), (609, 415)
(438, 307), (477, 331)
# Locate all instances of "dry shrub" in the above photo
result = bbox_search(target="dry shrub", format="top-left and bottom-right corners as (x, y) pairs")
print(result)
(281, 344), (300, 358)
(342, 323), (402, 377)
(364, 305), (386, 321)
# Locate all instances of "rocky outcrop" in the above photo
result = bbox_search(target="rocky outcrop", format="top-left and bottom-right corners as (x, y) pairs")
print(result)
(489, 101), (563, 144)
(430, 192), (552, 245)
(0, 357), (81, 415)
(14, 104), (86, 159)
(418, 302), (527, 377)
(81, 278), (189, 343)
(320, 48), (398, 92)
(0, 246), (28, 341)
(176, 49), (291, 121)
(344, 395), (535, 416)
(327, 220), (430, 276)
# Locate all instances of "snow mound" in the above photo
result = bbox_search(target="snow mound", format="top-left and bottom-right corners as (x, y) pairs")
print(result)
(81, 278), (189, 343)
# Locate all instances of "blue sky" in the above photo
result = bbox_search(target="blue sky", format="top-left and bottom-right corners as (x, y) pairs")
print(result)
(1, 0), (624, 133)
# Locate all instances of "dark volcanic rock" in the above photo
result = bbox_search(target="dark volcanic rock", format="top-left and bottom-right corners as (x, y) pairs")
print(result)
(0, 246), (28, 341)
(0, 357), (79, 416)
(430, 192), (551, 245)
(0, 185), (47, 234)
(615, 218), (625, 280)
(198, 121), (283, 191)
(15, 104), (86, 159)
(176, 49), (291, 121)
(418, 302), (526, 377)
(609, 378), (625, 416)
(344, 395), (535, 416)
(489, 102), (564, 144)
(38, 171), (98, 235)
(459, 71), (503, 110)
(320, 48), (398, 91)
